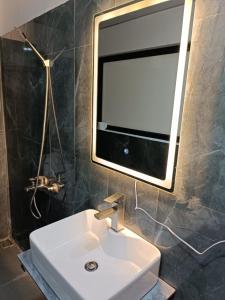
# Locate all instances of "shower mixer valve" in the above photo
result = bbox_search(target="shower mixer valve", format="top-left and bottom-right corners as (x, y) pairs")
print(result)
(25, 175), (64, 193)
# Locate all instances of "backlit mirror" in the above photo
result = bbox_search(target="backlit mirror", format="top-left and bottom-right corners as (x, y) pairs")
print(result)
(92, 0), (194, 190)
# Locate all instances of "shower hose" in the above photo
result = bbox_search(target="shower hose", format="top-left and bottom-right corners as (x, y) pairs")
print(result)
(17, 29), (66, 219)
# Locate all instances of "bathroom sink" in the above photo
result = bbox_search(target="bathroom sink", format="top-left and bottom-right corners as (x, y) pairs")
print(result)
(30, 209), (161, 300)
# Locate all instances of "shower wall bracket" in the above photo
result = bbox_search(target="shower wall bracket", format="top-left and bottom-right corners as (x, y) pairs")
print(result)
(44, 59), (52, 68)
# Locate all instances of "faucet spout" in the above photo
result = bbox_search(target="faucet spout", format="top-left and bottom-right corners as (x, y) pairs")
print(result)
(94, 193), (126, 232)
(94, 207), (116, 220)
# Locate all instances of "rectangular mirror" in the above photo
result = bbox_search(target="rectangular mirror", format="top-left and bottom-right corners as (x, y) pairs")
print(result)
(92, 0), (194, 190)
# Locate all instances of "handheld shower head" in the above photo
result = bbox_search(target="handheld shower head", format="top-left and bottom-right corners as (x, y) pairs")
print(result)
(15, 27), (47, 65)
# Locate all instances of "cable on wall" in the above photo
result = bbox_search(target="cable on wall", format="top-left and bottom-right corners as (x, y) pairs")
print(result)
(134, 180), (225, 255)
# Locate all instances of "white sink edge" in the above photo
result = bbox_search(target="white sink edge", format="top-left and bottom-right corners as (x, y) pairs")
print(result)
(30, 209), (161, 300)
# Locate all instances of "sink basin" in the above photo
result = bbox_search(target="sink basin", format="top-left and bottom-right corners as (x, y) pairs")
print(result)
(30, 209), (161, 300)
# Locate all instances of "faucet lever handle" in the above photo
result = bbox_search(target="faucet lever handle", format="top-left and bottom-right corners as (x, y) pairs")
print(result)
(104, 193), (126, 205)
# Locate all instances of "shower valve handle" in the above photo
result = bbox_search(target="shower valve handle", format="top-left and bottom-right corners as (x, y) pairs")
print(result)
(29, 176), (49, 185)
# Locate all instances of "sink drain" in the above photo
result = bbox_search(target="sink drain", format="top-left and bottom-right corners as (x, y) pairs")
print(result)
(84, 261), (98, 272)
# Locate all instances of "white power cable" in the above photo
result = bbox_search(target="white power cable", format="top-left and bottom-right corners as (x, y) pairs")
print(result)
(134, 180), (225, 255)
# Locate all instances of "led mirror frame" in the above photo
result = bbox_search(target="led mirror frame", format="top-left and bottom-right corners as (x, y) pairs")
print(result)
(92, 0), (194, 190)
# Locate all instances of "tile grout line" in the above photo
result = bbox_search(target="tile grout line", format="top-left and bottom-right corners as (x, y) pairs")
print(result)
(74, 0), (77, 185)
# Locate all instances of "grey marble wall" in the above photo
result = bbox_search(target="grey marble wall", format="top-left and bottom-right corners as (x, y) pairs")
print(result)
(75, 0), (225, 299)
(0, 44), (10, 240)
(0, 0), (80, 248)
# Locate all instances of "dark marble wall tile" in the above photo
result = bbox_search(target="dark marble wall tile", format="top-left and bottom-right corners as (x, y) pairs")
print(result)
(50, 49), (75, 130)
(1, 1), (77, 248)
(1, 38), (44, 137)
(75, 159), (92, 211)
(75, 158), (109, 210)
(5, 130), (43, 239)
(75, 0), (115, 47)
(75, 45), (92, 161)
(21, 0), (75, 56)
(1, 37), (46, 243)
(74, 0), (225, 299)
(174, 9), (225, 215)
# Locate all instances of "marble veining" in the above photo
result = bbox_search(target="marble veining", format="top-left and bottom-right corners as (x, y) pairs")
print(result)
(1, 0), (78, 248)
(74, 0), (225, 299)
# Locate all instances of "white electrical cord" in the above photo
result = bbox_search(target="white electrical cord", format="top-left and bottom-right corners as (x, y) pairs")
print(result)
(134, 180), (225, 255)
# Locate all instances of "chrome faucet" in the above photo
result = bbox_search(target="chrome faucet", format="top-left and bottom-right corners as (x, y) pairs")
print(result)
(94, 193), (126, 232)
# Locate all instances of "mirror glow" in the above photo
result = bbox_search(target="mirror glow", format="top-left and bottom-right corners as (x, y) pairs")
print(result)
(92, 0), (194, 189)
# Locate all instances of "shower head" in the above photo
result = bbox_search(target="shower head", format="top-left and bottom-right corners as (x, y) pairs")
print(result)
(15, 27), (47, 66)
(15, 27), (65, 67)
(15, 27), (27, 41)
(21, 31), (27, 40)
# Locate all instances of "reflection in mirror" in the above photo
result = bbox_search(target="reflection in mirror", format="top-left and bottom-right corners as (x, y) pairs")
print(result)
(92, 0), (194, 189)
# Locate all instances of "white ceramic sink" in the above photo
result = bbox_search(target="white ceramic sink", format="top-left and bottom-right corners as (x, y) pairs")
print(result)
(30, 209), (161, 300)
